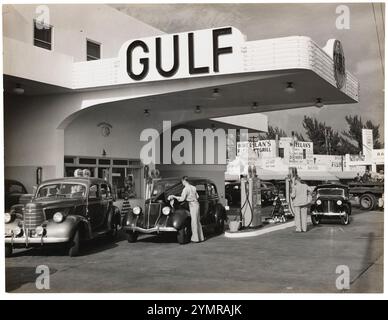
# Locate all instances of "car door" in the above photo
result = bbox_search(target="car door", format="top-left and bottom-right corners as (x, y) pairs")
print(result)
(87, 184), (105, 231)
(194, 183), (208, 222)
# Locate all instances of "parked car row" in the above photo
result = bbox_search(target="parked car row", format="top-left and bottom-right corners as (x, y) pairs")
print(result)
(4, 176), (227, 257)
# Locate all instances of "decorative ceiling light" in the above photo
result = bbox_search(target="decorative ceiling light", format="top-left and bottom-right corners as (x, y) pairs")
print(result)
(251, 102), (258, 111)
(195, 105), (202, 113)
(13, 83), (24, 95)
(285, 82), (296, 94)
(144, 109), (150, 117)
(212, 88), (221, 98)
(315, 98), (324, 108)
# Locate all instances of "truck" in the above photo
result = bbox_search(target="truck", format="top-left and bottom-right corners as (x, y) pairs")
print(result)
(348, 182), (384, 210)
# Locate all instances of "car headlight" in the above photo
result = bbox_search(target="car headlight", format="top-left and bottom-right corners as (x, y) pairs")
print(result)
(36, 226), (46, 236)
(53, 212), (64, 223)
(13, 226), (22, 237)
(162, 206), (171, 216)
(316, 199), (322, 205)
(337, 200), (343, 206)
(133, 206), (142, 215)
(4, 212), (12, 224)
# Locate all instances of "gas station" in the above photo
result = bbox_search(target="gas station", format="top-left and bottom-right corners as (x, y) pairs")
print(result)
(4, 4), (359, 232)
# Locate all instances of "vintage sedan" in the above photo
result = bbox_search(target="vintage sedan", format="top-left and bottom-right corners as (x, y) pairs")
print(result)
(310, 184), (352, 225)
(123, 178), (227, 244)
(4, 177), (121, 257)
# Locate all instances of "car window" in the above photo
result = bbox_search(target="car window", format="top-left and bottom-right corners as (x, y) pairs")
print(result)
(89, 184), (99, 199)
(195, 184), (206, 197)
(9, 183), (25, 194)
(207, 184), (217, 196)
(233, 185), (239, 190)
(36, 183), (85, 199)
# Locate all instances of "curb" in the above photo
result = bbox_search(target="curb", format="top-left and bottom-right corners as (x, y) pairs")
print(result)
(224, 221), (295, 238)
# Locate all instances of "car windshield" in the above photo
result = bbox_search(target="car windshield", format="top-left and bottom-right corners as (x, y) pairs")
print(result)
(151, 180), (180, 199)
(317, 188), (345, 197)
(36, 183), (86, 199)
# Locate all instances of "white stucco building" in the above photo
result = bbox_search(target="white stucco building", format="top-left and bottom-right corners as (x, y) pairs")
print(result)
(3, 4), (359, 204)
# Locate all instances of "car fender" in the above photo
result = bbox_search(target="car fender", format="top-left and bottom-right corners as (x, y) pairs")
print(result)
(107, 206), (121, 228)
(4, 219), (22, 235)
(214, 203), (227, 221)
(46, 215), (91, 240)
(171, 209), (190, 230)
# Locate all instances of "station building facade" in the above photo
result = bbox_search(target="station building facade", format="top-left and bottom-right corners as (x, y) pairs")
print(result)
(3, 4), (359, 205)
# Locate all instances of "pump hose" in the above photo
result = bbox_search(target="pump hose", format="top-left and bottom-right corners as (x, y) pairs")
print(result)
(239, 180), (254, 228)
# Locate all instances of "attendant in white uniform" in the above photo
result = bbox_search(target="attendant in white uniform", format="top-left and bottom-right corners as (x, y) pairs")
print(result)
(169, 176), (204, 243)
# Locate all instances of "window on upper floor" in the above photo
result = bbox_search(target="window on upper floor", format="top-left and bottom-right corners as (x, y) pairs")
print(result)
(87, 39), (101, 61)
(33, 20), (53, 50)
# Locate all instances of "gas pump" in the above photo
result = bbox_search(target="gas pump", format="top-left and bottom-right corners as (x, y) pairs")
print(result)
(240, 165), (262, 228)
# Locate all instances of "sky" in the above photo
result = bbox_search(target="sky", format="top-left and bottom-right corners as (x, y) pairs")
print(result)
(112, 3), (385, 142)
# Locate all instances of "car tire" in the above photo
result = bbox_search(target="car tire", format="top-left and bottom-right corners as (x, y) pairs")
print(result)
(68, 229), (80, 257)
(360, 194), (376, 210)
(177, 225), (191, 245)
(311, 215), (321, 225)
(127, 231), (138, 243)
(5, 244), (13, 258)
(341, 212), (350, 225)
(214, 219), (225, 234)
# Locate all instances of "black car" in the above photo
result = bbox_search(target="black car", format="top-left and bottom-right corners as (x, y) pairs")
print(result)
(225, 181), (277, 207)
(5, 177), (121, 257)
(310, 184), (352, 225)
(123, 177), (227, 244)
(4, 179), (29, 211)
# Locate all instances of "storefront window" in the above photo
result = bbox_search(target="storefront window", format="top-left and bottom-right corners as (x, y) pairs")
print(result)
(64, 156), (142, 200)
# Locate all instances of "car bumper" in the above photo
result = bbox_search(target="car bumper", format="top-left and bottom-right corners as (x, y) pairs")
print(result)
(123, 226), (177, 234)
(311, 211), (347, 216)
(5, 235), (70, 245)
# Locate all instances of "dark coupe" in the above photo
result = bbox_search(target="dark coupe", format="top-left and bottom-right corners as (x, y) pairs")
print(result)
(310, 184), (352, 225)
(123, 178), (227, 244)
(5, 177), (121, 257)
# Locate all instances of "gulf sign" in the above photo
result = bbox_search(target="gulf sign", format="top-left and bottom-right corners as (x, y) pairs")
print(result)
(118, 27), (245, 82)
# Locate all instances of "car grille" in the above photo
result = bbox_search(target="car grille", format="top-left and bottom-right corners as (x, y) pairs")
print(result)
(319, 200), (341, 213)
(23, 203), (45, 229)
(143, 203), (162, 228)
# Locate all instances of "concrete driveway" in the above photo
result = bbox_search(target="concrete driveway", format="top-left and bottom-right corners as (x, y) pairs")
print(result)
(5, 208), (383, 293)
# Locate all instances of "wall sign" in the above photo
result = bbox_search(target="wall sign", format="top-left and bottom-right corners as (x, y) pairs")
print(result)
(119, 26), (245, 82)
(324, 39), (346, 89)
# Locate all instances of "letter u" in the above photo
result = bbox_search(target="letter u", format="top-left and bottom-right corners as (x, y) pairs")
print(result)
(156, 35), (180, 77)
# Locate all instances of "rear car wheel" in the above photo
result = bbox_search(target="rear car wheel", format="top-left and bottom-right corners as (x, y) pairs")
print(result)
(360, 194), (376, 210)
(341, 212), (350, 225)
(311, 215), (321, 225)
(68, 229), (80, 257)
(127, 231), (138, 243)
(177, 225), (191, 244)
(5, 245), (13, 258)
